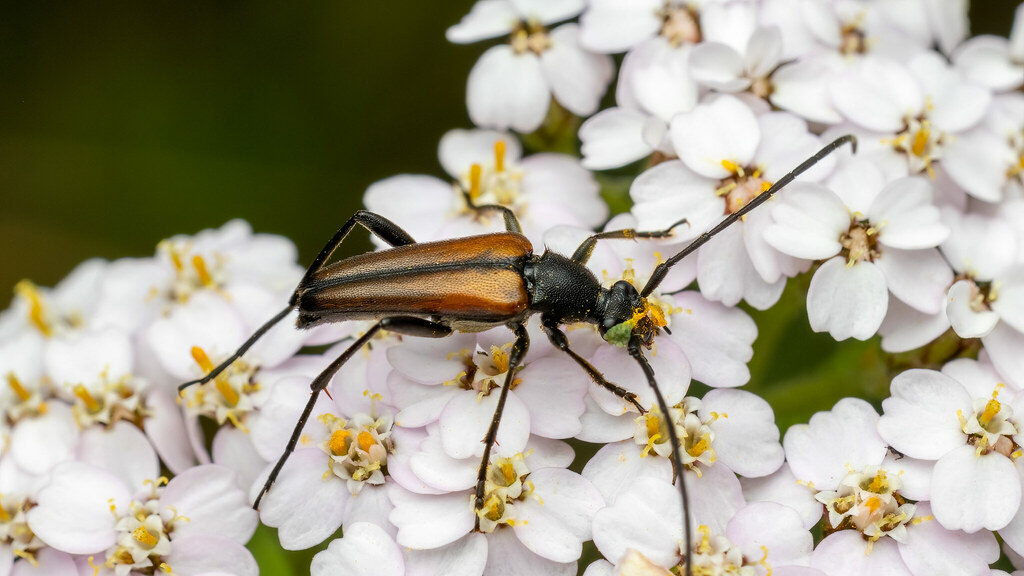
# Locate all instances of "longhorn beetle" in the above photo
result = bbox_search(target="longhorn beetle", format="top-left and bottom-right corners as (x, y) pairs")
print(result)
(180, 135), (856, 575)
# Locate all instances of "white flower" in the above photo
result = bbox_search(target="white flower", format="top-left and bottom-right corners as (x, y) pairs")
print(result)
(952, 4), (1024, 93)
(0, 259), (107, 340)
(310, 522), (404, 576)
(764, 172), (951, 341)
(943, 93), (1024, 203)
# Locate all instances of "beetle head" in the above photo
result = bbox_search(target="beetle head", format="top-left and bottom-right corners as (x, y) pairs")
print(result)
(598, 280), (667, 348)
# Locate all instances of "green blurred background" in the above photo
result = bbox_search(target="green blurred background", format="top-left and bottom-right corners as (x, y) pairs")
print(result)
(0, 1), (1018, 573)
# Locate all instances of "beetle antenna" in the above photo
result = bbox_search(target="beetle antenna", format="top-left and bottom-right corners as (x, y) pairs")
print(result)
(628, 337), (692, 576)
(177, 304), (293, 392)
(640, 134), (857, 298)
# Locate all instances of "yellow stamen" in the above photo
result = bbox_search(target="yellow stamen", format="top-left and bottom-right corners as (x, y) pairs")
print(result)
(159, 563), (174, 574)
(357, 430), (376, 452)
(168, 247), (184, 272)
(720, 159), (742, 176)
(866, 470), (888, 493)
(73, 384), (102, 414)
(190, 346), (215, 374)
(863, 495), (882, 515)
(469, 163), (483, 199)
(911, 128), (930, 157)
(687, 434), (710, 458)
(7, 374), (31, 402)
(88, 556), (101, 576)
(14, 280), (52, 337)
(215, 380), (239, 407)
(697, 525), (712, 554)
(646, 413), (661, 439)
(13, 550), (38, 567)
(133, 525), (158, 547)
(329, 429), (352, 455)
(494, 140), (506, 172)
(0, 495), (10, 523)
(192, 255), (213, 287)
(979, 398), (1002, 428)
(760, 180), (772, 193)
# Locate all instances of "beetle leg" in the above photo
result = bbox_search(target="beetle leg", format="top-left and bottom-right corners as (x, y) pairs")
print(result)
(628, 337), (692, 576)
(474, 322), (530, 529)
(379, 316), (453, 338)
(458, 187), (523, 235)
(540, 317), (646, 414)
(570, 218), (690, 265)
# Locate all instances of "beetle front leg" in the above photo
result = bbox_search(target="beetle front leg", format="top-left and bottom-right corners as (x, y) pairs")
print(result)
(474, 322), (529, 529)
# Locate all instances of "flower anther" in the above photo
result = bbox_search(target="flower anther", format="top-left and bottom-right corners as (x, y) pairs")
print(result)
(814, 465), (916, 544)
(658, 3), (702, 46)
(317, 411), (394, 495)
(104, 478), (188, 576)
(181, 345), (258, 430)
(461, 141), (525, 215)
(633, 399), (719, 474)
(0, 492), (44, 566)
(158, 240), (228, 303)
(475, 452), (534, 533)
(716, 160), (773, 217)
(958, 383), (1019, 457)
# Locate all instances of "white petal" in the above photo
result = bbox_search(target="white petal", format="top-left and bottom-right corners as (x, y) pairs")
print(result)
(484, 527), (575, 576)
(510, 0), (583, 25)
(946, 280), (999, 339)
(147, 292), (246, 380)
(26, 462), (127, 554)
(409, 433), (478, 492)
(983, 323), (1024, 391)
(446, 0), (517, 43)
(764, 182), (847, 260)
(591, 477), (682, 568)
(581, 440), (673, 504)
(625, 38), (699, 123)
(10, 549), (77, 576)
(807, 258), (888, 341)
(78, 422), (159, 493)
(703, 389), (783, 477)
(667, 291), (757, 388)
(727, 502), (812, 566)
(944, 130), (1015, 203)
(438, 128), (522, 180)
(387, 334), (479, 385)
(686, 464), (745, 535)
(389, 484), (476, 549)
(783, 398), (886, 490)
(515, 468), (604, 562)
(671, 95), (760, 179)
(745, 26), (783, 79)
(770, 56), (844, 125)
(955, 36), (1024, 92)
(44, 329), (133, 386)
(579, 107), (654, 170)
(629, 160), (723, 236)
(924, 0), (968, 56)
(514, 356), (588, 438)
(520, 153), (608, 228)
(812, 532), (911, 576)
(878, 295), (950, 353)
(940, 210), (1016, 280)
(900, 502), (999, 576)
(10, 403), (78, 476)
(908, 50), (990, 133)
(212, 426), (266, 500)
(931, 445), (1021, 532)
(144, 388), (197, 474)
(992, 267), (1024, 335)
(404, 534), (488, 576)
(578, 0), (661, 53)
(871, 177), (948, 250)
(310, 522), (404, 576)
(163, 533), (258, 576)
(164, 465), (258, 544)
(576, 394), (636, 443)
(882, 453), (934, 502)
(697, 224), (786, 310)
(740, 464), (821, 530)
(875, 248), (952, 315)
(467, 46), (550, 133)
(589, 338), (690, 415)
(362, 175), (456, 241)
(249, 376), (332, 461)
(998, 460), (1024, 559)
(541, 24), (614, 117)
(827, 155), (887, 215)
(877, 369), (971, 459)
(689, 42), (748, 92)
(257, 448), (347, 550)
(829, 57), (921, 132)
(439, 389), (529, 459)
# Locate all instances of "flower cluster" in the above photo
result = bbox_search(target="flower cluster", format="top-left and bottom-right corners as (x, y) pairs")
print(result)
(3, 1), (1024, 576)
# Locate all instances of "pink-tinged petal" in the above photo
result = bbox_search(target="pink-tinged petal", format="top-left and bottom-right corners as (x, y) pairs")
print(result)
(391, 375), (458, 429)
(404, 534), (488, 576)
(581, 441), (674, 504)
(992, 268), (1024, 335)
(249, 376), (332, 461)
(900, 502), (999, 576)
(541, 25), (614, 117)
(147, 292), (245, 380)
(807, 258), (888, 341)
(944, 130), (1015, 203)
(882, 453), (934, 502)
(0, 544), (10, 576)
(932, 445), (1020, 532)
(592, 477), (683, 568)
(812, 532), (911, 576)
(515, 468), (604, 562)
(163, 533), (257, 576)
(629, 160), (723, 237)
(626, 38), (699, 123)
(212, 426), (266, 499)
(589, 339), (690, 415)
(829, 57), (922, 132)
(783, 398), (886, 490)
(698, 225), (786, 310)
(702, 389), (783, 477)
(144, 388), (197, 474)
(667, 291), (756, 388)
(876, 248), (952, 315)
(485, 527), (575, 576)
(310, 522), (403, 576)
(764, 182), (847, 260)
(10, 549), (77, 576)
(363, 175), (455, 241)
(163, 464), (258, 543)
(467, 46), (549, 133)
(689, 42), (748, 92)
(342, 486), (394, 540)
(770, 56), (844, 125)
(886, 373), (981, 461)
(510, 0), (583, 24)
(26, 462), (128, 554)
(740, 464), (821, 530)
(439, 388), (529, 459)
(78, 421), (159, 493)
(999, 460), (1024, 558)
(577, 395), (636, 443)
(879, 295), (950, 354)
(579, 107), (655, 170)
(386, 334), (478, 385)
(388, 484), (475, 549)
(445, 0), (517, 43)
(439, 129), (522, 179)
(983, 324), (1024, 391)
(388, 427), (448, 496)
(514, 356), (588, 438)
(687, 465), (745, 535)
(727, 502), (811, 566)
(671, 95), (760, 179)
(44, 329), (132, 386)
(871, 178), (948, 250)
(10, 402), (77, 476)
(258, 448), (347, 550)
(578, 0), (661, 53)
(519, 153), (608, 228)
(946, 280), (999, 339)
(409, 433), (478, 492)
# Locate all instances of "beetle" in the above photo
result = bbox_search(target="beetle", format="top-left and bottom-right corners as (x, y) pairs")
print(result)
(180, 134), (855, 574)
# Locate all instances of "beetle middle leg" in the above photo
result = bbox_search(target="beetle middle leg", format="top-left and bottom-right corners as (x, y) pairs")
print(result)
(458, 186), (523, 235)
(474, 322), (529, 528)
(179, 210), (420, 392)
(540, 317), (645, 414)
(254, 315), (451, 509)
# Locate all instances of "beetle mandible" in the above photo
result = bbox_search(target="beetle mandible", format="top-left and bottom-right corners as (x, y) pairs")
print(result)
(180, 134), (856, 574)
